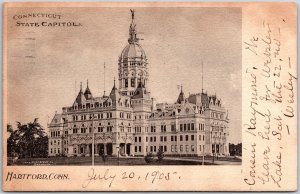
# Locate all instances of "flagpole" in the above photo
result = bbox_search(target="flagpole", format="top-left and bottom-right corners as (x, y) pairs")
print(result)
(92, 114), (95, 166)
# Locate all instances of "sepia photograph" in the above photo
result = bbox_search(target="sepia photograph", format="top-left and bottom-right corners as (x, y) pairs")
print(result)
(6, 7), (242, 166)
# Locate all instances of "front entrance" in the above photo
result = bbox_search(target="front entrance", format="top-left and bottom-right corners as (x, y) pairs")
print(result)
(126, 144), (131, 155)
(98, 144), (105, 155)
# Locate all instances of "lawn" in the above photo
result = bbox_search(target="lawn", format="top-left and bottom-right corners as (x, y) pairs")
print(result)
(8, 156), (239, 166)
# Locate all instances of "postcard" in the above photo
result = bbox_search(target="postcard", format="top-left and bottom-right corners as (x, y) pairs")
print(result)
(2, 2), (297, 191)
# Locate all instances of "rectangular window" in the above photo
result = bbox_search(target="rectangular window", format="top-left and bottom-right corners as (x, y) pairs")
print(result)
(171, 136), (174, 141)
(187, 123), (190, 131)
(164, 136), (167, 142)
(184, 124), (187, 131)
(185, 135), (189, 141)
(139, 146), (141, 152)
(135, 146), (137, 152)
(191, 123), (194, 130)
(180, 145), (183, 152)
(125, 79), (128, 88)
(175, 136), (177, 141)
(150, 137), (153, 142)
(160, 136), (163, 142)
(191, 135), (194, 141)
(180, 124), (183, 131)
(131, 78), (135, 87)
(164, 146), (167, 152)
(154, 146), (156, 152)
(171, 124), (176, 132)
(139, 136), (141, 142)
(146, 137), (148, 142)
(171, 145), (174, 152)
(150, 146), (153, 152)
(180, 135), (183, 141)
(135, 137), (137, 142)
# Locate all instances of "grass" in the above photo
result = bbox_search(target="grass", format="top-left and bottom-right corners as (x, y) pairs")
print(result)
(8, 156), (240, 166)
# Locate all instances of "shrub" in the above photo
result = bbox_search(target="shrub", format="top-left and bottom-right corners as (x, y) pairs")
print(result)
(157, 149), (164, 162)
(144, 152), (154, 164)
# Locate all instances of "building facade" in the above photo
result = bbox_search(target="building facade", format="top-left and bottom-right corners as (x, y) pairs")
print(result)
(48, 10), (230, 157)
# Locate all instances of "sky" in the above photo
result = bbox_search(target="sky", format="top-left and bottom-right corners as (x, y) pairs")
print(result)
(7, 7), (242, 143)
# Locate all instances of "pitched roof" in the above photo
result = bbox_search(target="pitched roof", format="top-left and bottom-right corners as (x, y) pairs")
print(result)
(132, 80), (149, 99)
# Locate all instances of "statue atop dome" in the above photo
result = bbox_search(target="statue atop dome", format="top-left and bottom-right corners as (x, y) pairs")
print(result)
(128, 9), (139, 44)
(130, 9), (135, 20)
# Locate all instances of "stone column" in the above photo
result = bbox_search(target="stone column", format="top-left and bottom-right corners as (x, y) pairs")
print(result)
(125, 143), (127, 156)
(86, 144), (90, 156)
(112, 143), (118, 157)
(95, 144), (99, 156)
(130, 144), (135, 157)
(104, 143), (107, 155)
(78, 144), (81, 156)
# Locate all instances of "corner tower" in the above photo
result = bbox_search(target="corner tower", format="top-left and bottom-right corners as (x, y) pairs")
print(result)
(118, 10), (149, 96)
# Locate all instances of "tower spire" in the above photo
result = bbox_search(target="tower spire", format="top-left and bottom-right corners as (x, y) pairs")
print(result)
(113, 77), (116, 89)
(87, 79), (89, 88)
(80, 82), (82, 92)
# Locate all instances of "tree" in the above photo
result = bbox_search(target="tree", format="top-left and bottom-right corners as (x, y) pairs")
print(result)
(7, 126), (19, 157)
(7, 119), (48, 158)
